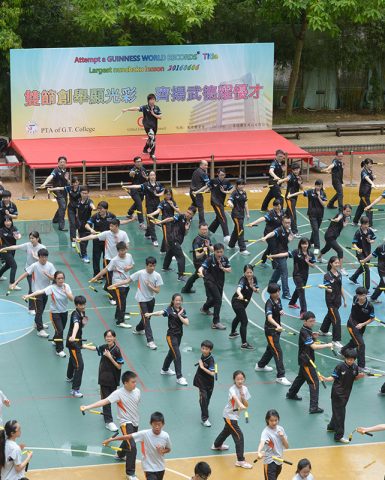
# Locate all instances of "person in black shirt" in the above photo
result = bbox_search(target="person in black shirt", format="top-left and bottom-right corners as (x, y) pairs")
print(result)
(126, 157), (148, 228)
(227, 179), (250, 255)
(318, 256), (347, 348)
(317, 204), (352, 275)
(323, 150), (344, 212)
(261, 149), (287, 211)
(353, 158), (376, 226)
(288, 238), (316, 316)
(0, 216), (21, 286)
(322, 349), (363, 443)
(182, 223), (213, 294)
(340, 287), (375, 372)
(286, 311), (333, 413)
(0, 191), (18, 228)
(193, 340), (215, 427)
(84, 329), (124, 432)
(365, 242), (385, 303)
(122, 93), (162, 160)
(76, 186), (95, 263)
(159, 207), (195, 282)
(148, 189), (180, 254)
(39, 156), (69, 230)
(146, 293), (189, 386)
(66, 295), (88, 398)
(284, 163), (302, 236)
(255, 283), (291, 385)
(190, 160), (210, 224)
(348, 216), (376, 290)
(229, 264), (259, 350)
(198, 243), (231, 330)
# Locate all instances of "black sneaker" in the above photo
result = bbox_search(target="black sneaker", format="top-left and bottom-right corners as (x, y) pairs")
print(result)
(309, 407), (324, 414)
(181, 289), (195, 294)
(162, 267), (174, 272)
(228, 332), (240, 339)
(200, 307), (213, 316)
(241, 343), (255, 350)
(282, 295), (292, 300)
(326, 425), (335, 432)
(286, 393), (302, 401)
(126, 214), (133, 220)
(349, 277), (359, 285)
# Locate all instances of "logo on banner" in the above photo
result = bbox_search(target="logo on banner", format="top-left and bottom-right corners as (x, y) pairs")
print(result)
(25, 121), (39, 135)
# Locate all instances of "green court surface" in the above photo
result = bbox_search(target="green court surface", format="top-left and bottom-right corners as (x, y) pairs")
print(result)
(1, 208), (385, 470)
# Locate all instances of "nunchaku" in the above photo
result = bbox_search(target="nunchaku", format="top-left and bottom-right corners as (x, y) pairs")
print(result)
(232, 408), (249, 423)
(81, 408), (111, 418)
(48, 338), (88, 343)
(374, 317), (385, 326)
(306, 355), (327, 389)
(348, 428), (373, 442)
(254, 454), (292, 465)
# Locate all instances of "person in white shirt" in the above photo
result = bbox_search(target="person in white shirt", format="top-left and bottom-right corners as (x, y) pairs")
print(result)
(23, 271), (73, 356)
(103, 411), (171, 480)
(109, 256), (163, 350)
(211, 370), (252, 469)
(0, 420), (33, 480)
(0, 390), (10, 426)
(11, 248), (55, 337)
(292, 458), (314, 480)
(90, 241), (134, 328)
(81, 370), (140, 480)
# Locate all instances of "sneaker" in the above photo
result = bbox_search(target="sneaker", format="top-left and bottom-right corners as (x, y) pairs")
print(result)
(71, 389), (83, 398)
(109, 298), (117, 305)
(43, 323), (49, 329)
(114, 454), (125, 461)
(159, 251), (166, 255)
(127, 474), (138, 480)
(105, 422), (119, 432)
(117, 322), (132, 329)
(282, 295), (292, 300)
(228, 332), (240, 339)
(66, 377), (73, 382)
(255, 365), (273, 372)
(318, 330), (332, 336)
(340, 268), (348, 276)
(28, 309), (36, 315)
(240, 250), (251, 256)
(0, 276), (7, 281)
(181, 289), (195, 294)
(235, 461), (253, 469)
(309, 407), (324, 414)
(161, 267), (174, 272)
(176, 377), (188, 386)
(326, 426), (335, 432)
(370, 297), (382, 304)
(145, 235), (151, 239)
(177, 275), (187, 282)
(241, 343), (255, 350)
(314, 249), (320, 255)
(132, 329), (145, 335)
(200, 307), (213, 316)
(147, 341), (157, 350)
(160, 368), (175, 376)
(223, 235), (230, 244)
(276, 377), (291, 386)
(152, 241), (159, 247)
(56, 351), (66, 358)
(82, 255), (90, 264)
(211, 444), (229, 451)
(337, 437), (350, 444)
(349, 277), (359, 285)
(212, 323), (226, 330)
(124, 314), (131, 320)
(37, 330), (49, 338)
(317, 257), (327, 263)
(286, 393), (302, 401)
(288, 304), (300, 309)
(332, 341), (343, 350)
(11, 285), (21, 290)
(202, 419), (212, 427)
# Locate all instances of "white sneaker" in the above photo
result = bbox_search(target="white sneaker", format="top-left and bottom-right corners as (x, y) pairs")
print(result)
(37, 330), (49, 338)
(0, 276), (7, 281)
(126, 475), (139, 480)
(29, 310), (36, 315)
(117, 322), (132, 329)
(340, 268), (348, 276)
(43, 323), (49, 329)
(337, 437), (350, 444)
(147, 341), (157, 350)
(56, 351), (66, 358)
(276, 377), (291, 386)
(333, 341), (343, 350)
(240, 250), (251, 256)
(255, 365), (273, 372)
(223, 235), (230, 244)
(318, 330), (332, 336)
(211, 443), (229, 451)
(11, 285), (21, 290)
(132, 329), (145, 335)
(152, 241), (159, 247)
(160, 368), (175, 376)
(235, 461), (253, 469)
(202, 419), (211, 427)
(109, 299), (117, 305)
(105, 422), (119, 432)
(314, 249), (320, 255)
(71, 389), (83, 398)
(176, 377), (188, 386)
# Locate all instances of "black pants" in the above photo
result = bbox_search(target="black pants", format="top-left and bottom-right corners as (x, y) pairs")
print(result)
(209, 203), (229, 237)
(163, 241), (185, 276)
(50, 311), (68, 352)
(100, 384), (117, 424)
(328, 181), (344, 212)
(263, 462), (283, 480)
(27, 274), (34, 311)
(341, 322), (366, 368)
(320, 306), (342, 341)
(52, 194), (67, 229)
(144, 126), (157, 156)
(0, 251), (17, 283)
(288, 364), (319, 411)
(163, 335), (183, 378)
(262, 237), (274, 263)
(160, 223), (171, 253)
(128, 190), (145, 224)
(190, 191), (205, 224)
(34, 294), (48, 331)
(145, 472), (165, 480)
(182, 269), (200, 292)
(320, 236), (343, 259)
(79, 227), (89, 257)
(92, 239), (105, 276)
(103, 259), (112, 292)
(203, 280), (223, 325)
(289, 274), (308, 313)
(67, 206), (77, 243)
(214, 419), (244, 461)
(328, 395), (348, 440)
(67, 344), (84, 390)
(145, 202), (159, 241)
(231, 299), (249, 344)
(353, 194), (373, 225)
(285, 197), (298, 233)
(136, 299), (156, 342)
(261, 185), (283, 211)
(258, 332), (285, 378)
(114, 286), (129, 323)
(371, 271), (385, 300)
(119, 423), (138, 475)
(349, 255), (370, 289)
(228, 216), (246, 251)
(309, 216), (323, 249)
(199, 386), (213, 421)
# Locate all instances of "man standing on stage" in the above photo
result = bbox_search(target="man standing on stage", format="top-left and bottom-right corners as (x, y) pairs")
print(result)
(190, 160), (210, 224)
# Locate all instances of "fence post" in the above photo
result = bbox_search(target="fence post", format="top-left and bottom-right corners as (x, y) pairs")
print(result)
(349, 150), (356, 186)
(82, 160), (86, 185)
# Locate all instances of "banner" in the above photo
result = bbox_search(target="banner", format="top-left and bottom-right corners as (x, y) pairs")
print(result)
(10, 43), (274, 139)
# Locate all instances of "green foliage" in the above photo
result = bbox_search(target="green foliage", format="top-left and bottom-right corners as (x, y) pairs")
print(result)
(0, 0), (22, 52)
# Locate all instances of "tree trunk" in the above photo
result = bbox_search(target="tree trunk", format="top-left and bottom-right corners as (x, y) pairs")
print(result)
(285, 13), (308, 116)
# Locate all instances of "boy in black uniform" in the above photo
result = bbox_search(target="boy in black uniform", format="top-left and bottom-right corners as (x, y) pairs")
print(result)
(324, 149), (344, 212)
(207, 169), (233, 243)
(322, 349), (363, 443)
(193, 340), (215, 427)
(126, 156), (148, 228)
(348, 216), (376, 290)
(261, 149), (287, 211)
(198, 243), (231, 330)
(182, 222), (213, 294)
(190, 160), (210, 224)
(227, 179), (250, 255)
(66, 295), (88, 398)
(77, 186), (95, 263)
(340, 287), (375, 372)
(160, 207), (196, 282)
(255, 283), (291, 386)
(366, 241), (385, 303)
(123, 93), (162, 160)
(286, 311), (333, 413)
(0, 190), (18, 228)
(284, 163), (302, 236)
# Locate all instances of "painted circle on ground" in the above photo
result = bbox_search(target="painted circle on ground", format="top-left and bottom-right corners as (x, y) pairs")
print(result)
(0, 299), (34, 345)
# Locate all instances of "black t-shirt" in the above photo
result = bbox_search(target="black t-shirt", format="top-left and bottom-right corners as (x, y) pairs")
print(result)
(229, 189), (247, 218)
(140, 181), (164, 206)
(331, 158), (344, 184)
(209, 178), (232, 206)
(87, 211), (116, 233)
(232, 275), (258, 303)
(325, 213), (348, 239)
(169, 214), (190, 244)
(97, 343), (124, 387)
(193, 353), (215, 389)
(192, 234), (212, 268)
(66, 309), (87, 347)
(304, 188), (327, 217)
(129, 166), (148, 187)
(285, 173), (302, 197)
(349, 296), (374, 327)
(271, 226), (291, 254)
(0, 226), (18, 248)
(323, 270), (342, 308)
(264, 297), (282, 332)
(65, 186), (81, 209)
(290, 249), (315, 277)
(298, 325), (315, 365)
(77, 199), (94, 227)
(0, 201), (18, 228)
(268, 160), (284, 185)
(163, 305), (187, 337)
(331, 361), (359, 400)
(372, 244), (385, 275)
(139, 104), (161, 131)
(158, 200), (177, 219)
(190, 167), (210, 192)
(359, 167), (373, 196)
(51, 167), (69, 193)
(202, 254), (230, 285)
(352, 227), (376, 257)
(264, 209), (283, 234)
